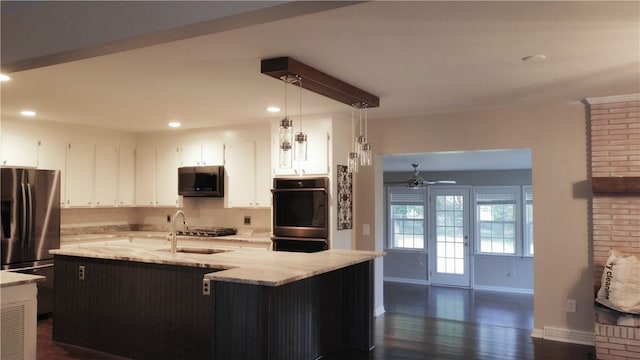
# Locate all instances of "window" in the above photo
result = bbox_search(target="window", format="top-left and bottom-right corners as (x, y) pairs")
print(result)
(387, 188), (426, 250)
(475, 187), (520, 255)
(523, 186), (534, 256)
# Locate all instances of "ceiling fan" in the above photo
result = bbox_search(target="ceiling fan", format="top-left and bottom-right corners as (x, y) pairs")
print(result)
(388, 163), (457, 188)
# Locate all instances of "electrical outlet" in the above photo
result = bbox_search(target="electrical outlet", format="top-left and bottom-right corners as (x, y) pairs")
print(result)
(79, 265), (85, 280)
(202, 278), (210, 296)
(565, 299), (576, 313)
(244, 216), (251, 225)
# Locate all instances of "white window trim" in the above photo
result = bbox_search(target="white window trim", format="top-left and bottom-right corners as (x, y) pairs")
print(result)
(523, 185), (534, 257)
(386, 186), (427, 251)
(473, 186), (522, 256)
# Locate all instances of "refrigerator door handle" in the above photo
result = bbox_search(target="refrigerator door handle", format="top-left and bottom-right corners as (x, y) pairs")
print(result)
(26, 182), (33, 247)
(20, 182), (27, 248)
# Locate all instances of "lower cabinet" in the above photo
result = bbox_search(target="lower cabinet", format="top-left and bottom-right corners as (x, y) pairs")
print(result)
(0, 280), (39, 360)
(53, 256), (215, 360)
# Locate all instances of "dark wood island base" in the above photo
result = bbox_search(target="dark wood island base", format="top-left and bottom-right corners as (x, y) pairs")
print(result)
(212, 260), (374, 359)
(53, 252), (375, 360)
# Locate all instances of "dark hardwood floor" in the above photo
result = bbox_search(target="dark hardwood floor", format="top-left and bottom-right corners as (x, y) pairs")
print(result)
(37, 282), (596, 359)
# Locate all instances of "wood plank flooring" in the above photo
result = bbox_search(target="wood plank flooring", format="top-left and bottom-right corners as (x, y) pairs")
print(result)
(37, 281), (596, 359)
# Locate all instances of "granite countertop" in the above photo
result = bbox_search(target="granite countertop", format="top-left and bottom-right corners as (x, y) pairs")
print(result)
(52, 233), (383, 287)
(0, 271), (45, 287)
(61, 231), (272, 245)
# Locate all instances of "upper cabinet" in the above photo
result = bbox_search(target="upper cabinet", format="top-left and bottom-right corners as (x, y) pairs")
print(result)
(225, 140), (271, 208)
(1, 133), (39, 167)
(37, 139), (67, 207)
(135, 145), (179, 207)
(94, 145), (118, 207)
(66, 142), (96, 207)
(179, 142), (224, 167)
(272, 118), (331, 176)
(117, 146), (135, 206)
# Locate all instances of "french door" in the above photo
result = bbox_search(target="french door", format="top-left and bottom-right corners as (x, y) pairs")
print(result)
(429, 187), (471, 287)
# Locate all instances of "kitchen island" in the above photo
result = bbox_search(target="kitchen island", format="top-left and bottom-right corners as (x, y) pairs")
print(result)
(51, 234), (382, 359)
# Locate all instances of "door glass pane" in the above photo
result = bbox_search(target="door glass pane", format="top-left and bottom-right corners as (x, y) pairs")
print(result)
(435, 194), (465, 275)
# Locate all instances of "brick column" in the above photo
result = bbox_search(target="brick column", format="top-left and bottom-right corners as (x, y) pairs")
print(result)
(586, 94), (640, 282)
(586, 94), (640, 360)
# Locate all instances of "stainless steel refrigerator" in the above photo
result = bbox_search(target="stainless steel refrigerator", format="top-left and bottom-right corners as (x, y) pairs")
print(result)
(1, 167), (60, 316)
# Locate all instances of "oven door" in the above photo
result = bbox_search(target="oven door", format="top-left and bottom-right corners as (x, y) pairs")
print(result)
(272, 177), (329, 240)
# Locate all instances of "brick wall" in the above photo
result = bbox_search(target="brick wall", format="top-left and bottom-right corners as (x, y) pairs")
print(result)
(587, 94), (640, 360)
(587, 95), (640, 282)
(595, 323), (640, 360)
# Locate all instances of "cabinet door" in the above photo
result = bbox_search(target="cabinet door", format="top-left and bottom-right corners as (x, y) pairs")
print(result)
(66, 142), (95, 207)
(272, 119), (330, 176)
(254, 140), (271, 207)
(179, 143), (202, 167)
(225, 141), (255, 207)
(297, 119), (330, 175)
(155, 145), (178, 206)
(201, 142), (224, 166)
(118, 146), (135, 206)
(94, 145), (118, 206)
(135, 147), (156, 206)
(38, 139), (67, 207)
(1, 132), (38, 167)
(179, 142), (224, 166)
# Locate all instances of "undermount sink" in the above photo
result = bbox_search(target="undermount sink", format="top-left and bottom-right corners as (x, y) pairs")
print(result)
(158, 247), (230, 255)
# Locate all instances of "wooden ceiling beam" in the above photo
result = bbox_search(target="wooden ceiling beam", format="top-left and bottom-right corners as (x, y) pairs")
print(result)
(260, 56), (379, 108)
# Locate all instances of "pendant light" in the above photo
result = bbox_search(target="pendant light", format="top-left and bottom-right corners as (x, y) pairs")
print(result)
(293, 76), (308, 162)
(278, 75), (295, 168)
(359, 106), (372, 167)
(348, 105), (359, 174)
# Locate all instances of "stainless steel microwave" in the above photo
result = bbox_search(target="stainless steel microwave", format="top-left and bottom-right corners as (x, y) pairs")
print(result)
(178, 166), (224, 197)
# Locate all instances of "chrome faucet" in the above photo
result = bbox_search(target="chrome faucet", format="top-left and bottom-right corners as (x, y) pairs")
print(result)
(171, 210), (187, 254)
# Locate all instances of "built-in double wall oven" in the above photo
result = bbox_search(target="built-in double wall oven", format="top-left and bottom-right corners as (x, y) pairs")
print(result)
(271, 177), (329, 252)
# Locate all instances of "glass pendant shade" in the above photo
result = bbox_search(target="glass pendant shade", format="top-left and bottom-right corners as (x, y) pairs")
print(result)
(348, 152), (359, 173)
(294, 132), (307, 161)
(360, 143), (372, 166)
(279, 117), (293, 167)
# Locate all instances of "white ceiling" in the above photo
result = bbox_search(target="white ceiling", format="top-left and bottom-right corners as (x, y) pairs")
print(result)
(1, 1), (638, 171)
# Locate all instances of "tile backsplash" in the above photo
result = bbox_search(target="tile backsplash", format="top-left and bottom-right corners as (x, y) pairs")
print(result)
(61, 197), (271, 235)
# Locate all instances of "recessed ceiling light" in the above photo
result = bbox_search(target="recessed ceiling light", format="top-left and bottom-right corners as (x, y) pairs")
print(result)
(20, 110), (36, 117)
(522, 54), (547, 62)
(267, 106), (281, 113)
(168, 121), (181, 128)
(0, 74), (11, 82)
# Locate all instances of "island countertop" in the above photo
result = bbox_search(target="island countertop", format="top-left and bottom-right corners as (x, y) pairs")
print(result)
(0, 271), (45, 287)
(51, 234), (383, 287)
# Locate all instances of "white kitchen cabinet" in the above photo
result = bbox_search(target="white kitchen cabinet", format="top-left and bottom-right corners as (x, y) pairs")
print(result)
(0, 273), (40, 360)
(272, 118), (330, 176)
(37, 139), (67, 207)
(117, 146), (135, 206)
(94, 145), (118, 207)
(179, 142), (223, 166)
(135, 146), (178, 207)
(135, 147), (156, 206)
(155, 145), (179, 206)
(66, 142), (95, 207)
(1, 132), (38, 167)
(225, 140), (271, 208)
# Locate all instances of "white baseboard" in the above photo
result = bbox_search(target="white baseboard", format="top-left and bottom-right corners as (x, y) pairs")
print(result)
(374, 306), (385, 317)
(530, 326), (595, 346)
(472, 285), (534, 295)
(383, 277), (429, 285)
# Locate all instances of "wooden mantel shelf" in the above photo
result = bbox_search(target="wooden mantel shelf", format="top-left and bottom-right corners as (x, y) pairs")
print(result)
(592, 177), (640, 195)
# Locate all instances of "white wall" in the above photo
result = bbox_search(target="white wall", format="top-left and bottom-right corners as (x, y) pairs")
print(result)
(355, 102), (592, 334)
